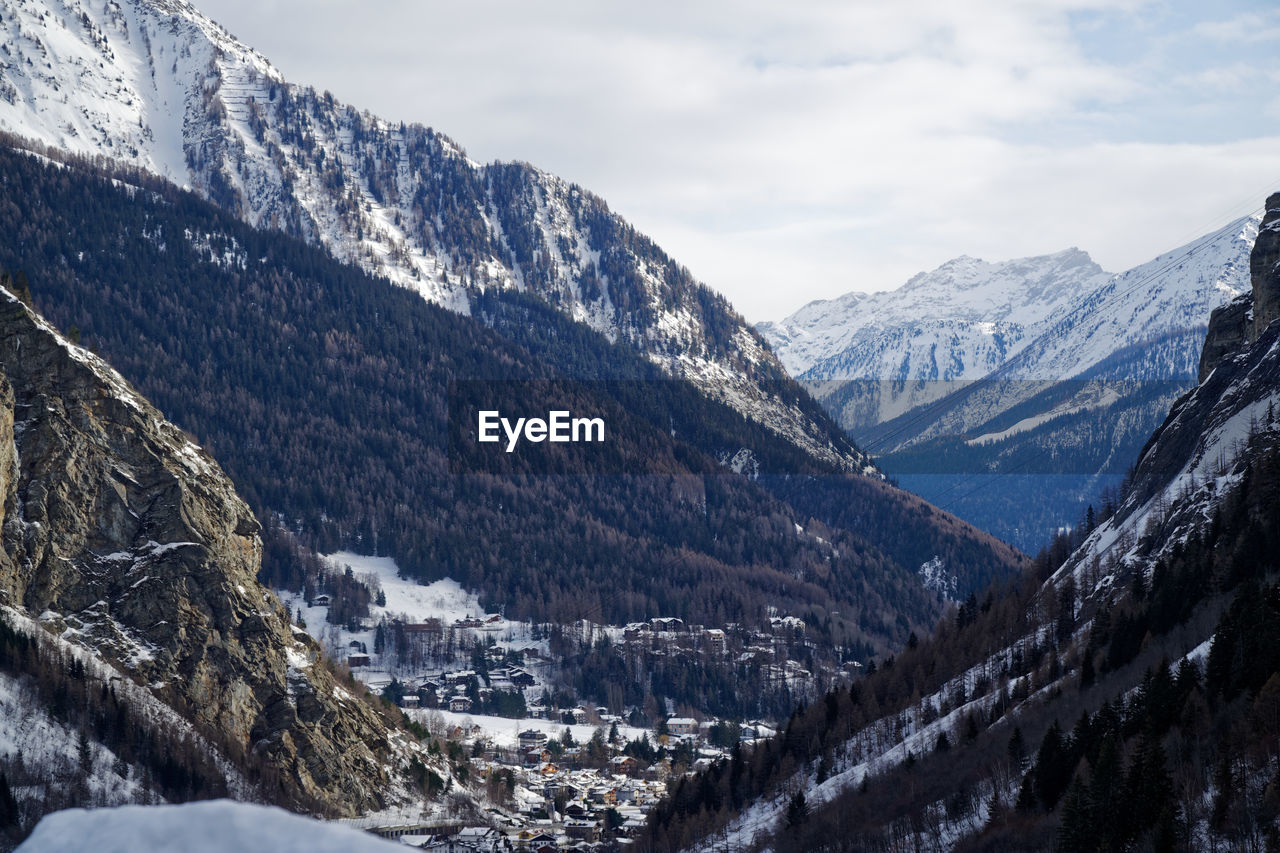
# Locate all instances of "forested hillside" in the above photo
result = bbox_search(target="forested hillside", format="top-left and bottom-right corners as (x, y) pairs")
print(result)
(647, 410), (1280, 852)
(0, 139), (1024, 654)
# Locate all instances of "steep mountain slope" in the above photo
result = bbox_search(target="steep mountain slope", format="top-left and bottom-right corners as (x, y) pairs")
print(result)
(0, 284), (442, 828)
(0, 0), (867, 472)
(647, 195), (1280, 853)
(0, 142), (1028, 666)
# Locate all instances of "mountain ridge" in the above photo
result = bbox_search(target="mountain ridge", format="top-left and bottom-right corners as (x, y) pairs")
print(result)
(0, 0), (870, 474)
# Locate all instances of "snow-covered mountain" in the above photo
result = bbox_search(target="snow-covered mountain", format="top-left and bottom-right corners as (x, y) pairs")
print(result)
(860, 215), (1259, 449)
(760, 249), (1115, 431)
(0, 0), (869, 472)
(761, 217), (1257, 443)
(760, 248), (1113, 379)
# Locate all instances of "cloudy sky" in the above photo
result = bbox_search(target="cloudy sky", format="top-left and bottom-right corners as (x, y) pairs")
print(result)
(198, 0), (1280, 321)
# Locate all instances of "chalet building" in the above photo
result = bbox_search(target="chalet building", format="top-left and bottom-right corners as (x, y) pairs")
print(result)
(518, 729), (550, 751)
(347, 653), (371, 668)
(445, 670), (476, 685)
(564, 820), (599, 841)
(312, 594), (331, 607)
(455, 826), (501, 845)
(448, 695), (473, 713)
(520, 833), (557, 853)
(609, 755), (640, 776)
(666, 717), (698, 737)
(769, 615), (806, 633)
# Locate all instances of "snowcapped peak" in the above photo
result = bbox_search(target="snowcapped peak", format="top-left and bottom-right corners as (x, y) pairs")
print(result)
(760, 247), (1113, 377)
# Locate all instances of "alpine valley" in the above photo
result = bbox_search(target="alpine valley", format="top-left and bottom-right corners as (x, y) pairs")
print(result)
(0, 0), (1033, 847)
(0, 0), (1276, 851)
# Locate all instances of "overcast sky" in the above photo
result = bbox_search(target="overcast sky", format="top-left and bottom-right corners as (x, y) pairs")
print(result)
(197, 0), (1280, 322)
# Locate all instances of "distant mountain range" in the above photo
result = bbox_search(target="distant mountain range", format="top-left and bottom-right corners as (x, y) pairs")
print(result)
(760, 247), (1111, 383)
(762, 219), (1256, 436)
(760, 215), (1260, 551)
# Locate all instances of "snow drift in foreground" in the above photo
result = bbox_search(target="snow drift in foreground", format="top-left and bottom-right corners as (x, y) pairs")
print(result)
(16, 800), (403, 853)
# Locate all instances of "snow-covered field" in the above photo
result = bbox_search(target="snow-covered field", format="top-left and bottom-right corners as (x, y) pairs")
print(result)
(276, 552), (547, 698)
(15, 800), (404, 853)
(321, 552), (484, 625)
(408, 708), (654, 750)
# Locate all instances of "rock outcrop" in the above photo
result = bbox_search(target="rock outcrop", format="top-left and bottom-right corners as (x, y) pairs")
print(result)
(1197, 293), (1252, 382)
(0, 288), (396, 815)
(1252, 192), (1280, 341)
(1197, 194), (1280, 383)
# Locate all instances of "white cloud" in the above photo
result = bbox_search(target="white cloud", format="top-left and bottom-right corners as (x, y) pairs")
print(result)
(197, 0), (1280, 321)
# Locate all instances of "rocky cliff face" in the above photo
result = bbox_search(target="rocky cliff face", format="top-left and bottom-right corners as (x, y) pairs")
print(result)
(1251, 193), (1280, 341)
(1197, 293), (1252, 382)
(0, 288), (398, 815)
(1198, 194), (1280, 382)
(1077, 194), (1280, 555)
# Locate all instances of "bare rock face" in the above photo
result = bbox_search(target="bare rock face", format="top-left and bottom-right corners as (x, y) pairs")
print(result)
(0, 290), (394, 815)
(1198, 194), (1280, 383)
(1252, 193), (1280, 341)
(1198, 294), (1252, 383)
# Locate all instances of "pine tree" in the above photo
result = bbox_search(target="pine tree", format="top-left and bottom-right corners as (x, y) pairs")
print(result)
(78, 729), (92, 774)
(1009, 726), (1027, 770)
(1033, 720), (1072, 810)
(784, 791), (809, 828)
(1055, 776), (1092, 853)
(0, 771), (18, 829)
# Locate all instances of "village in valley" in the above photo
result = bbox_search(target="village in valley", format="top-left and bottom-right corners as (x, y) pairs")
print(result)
(278, 554), (851, 850)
